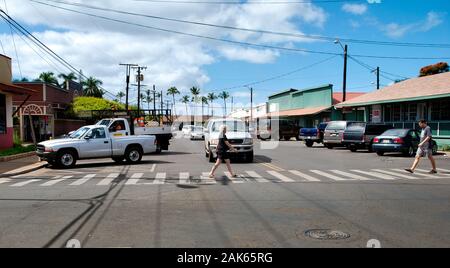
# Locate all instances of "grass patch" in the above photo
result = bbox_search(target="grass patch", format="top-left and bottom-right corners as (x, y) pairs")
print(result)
(442, 145), (450, 152)
(0, 145), (36, 157)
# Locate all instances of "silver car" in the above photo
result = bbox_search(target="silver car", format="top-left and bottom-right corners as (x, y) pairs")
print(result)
(323, 121), (360, 149)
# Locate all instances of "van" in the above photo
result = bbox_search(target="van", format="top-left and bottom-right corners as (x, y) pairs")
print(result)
(342, 123), (393, 152)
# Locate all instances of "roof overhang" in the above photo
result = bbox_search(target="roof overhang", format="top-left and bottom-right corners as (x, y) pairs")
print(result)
(267, 106), (331, 117)
(0, 82), (36, 95)
(336, 93), (450, 108)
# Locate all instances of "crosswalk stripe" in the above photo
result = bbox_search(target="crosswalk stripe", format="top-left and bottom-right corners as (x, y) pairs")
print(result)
(289, 170), (321, 182)
(245, 171), (269, 183)
(351, 170), (397, 180)
(0, 178), (11, 185)
(415, 168), (450, 177)
(266, 170), (295, 182)
(437, 168), (450, 173)
(70, 174), (96, 186)
(153, 173), (166, 184)
(179, 172), (189, 184)
(41, 176), (72, 186)
(97, 173), (120, 186)
(330, 170), (372, 181)
(125, 173), (144, 185)
(224, 172), (245, 183)
(200, 172), (217, 184)
(373, 169), (419, 180)
(11, 179), (41, 187)
(392, 169), (437, 179)
(310, 170), (347, 181)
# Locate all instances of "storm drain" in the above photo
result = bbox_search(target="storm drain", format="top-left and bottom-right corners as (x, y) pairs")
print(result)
(304, 229), (351, 240)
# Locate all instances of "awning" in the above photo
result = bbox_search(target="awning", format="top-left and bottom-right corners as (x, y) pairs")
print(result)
(0, 82), (35, 95)
(267, 106), (330, 117)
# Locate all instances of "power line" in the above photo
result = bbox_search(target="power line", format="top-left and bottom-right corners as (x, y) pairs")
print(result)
(35, 0), (450, 49)
(31, 0), (450, 61)
(134, 0), (364, 4)
(3, 0), (23, 78)
(348, 55), (408, 82)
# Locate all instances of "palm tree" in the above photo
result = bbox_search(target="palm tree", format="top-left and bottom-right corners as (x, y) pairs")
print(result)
(218, 91), (230, 118)
(190, 86), (200, 121)
(167, 87), (180, 116)
(207, 92), (217, 117)
(201, 96), (208, 122)
(82, 77), (103, 98)
(38, 72), (59, 86)
(145, 90), (153, 111)
(116, 91), (125, 103)
(181, 95), (190, 121)
(58, 72), (77, 89)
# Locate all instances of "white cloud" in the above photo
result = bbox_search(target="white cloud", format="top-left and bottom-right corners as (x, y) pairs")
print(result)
(382, 11), (445, 38)
(1, 0), (328, 96)
(342, 3), (368, 15)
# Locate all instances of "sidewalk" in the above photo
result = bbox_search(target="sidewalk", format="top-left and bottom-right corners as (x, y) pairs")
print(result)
(0, 155), (45, 176)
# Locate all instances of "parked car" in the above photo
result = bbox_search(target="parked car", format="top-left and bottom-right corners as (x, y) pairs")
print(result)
(257, 118), (301, 141)
(372, 128), (438, 157)
(298, 122), (329, 147)
(181, 125), (194, 136)
(323, 121), (361, 149)
(343, 123), (393, 152)
(36, 124), (157, 168)
(190, 126), (205, 140)
(204, 118), (254, 162)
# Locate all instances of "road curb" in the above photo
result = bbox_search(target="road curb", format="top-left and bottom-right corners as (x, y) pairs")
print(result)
(1, 161), (48, 177)
(0, 151), (36, 162)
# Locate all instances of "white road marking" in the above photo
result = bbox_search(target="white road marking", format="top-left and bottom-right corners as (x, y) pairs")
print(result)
(310, 170), (347, 181)
(41, 176), (72, 186)
(97, 173), (120, 186)
(289, 170), (321, 182)
(179, 172), (189, 184)
(224, 172), (245, 183)
(373, 169), (419, 180)
(150, 164), (156, 172)
(266, 171), (295, 182)
(392, 169), (438, 179)
(70, 174), (96, 186)
(0, 178), (12, 185)
(10, 179), (42, 187)
(125, 173), (144, 185)
(437, 168), (450, 173)
(330, 170), (373, 181)
(153, 173), (166, 184)
(245, 171), (270, 183)
(201, 172), (217, 184)
(351, 170), (397, 180)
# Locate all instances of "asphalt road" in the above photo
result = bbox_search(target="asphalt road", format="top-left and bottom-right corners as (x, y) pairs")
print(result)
(0, 135), (449, 248)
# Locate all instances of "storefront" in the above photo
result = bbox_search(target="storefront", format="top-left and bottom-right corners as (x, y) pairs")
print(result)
(336, 72), (450, 147)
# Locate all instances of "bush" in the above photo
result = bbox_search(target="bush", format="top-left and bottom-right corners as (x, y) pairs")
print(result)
(67, 96), (125, 117)
(442, 145), (450, 152)
(0, 144), (36, 157)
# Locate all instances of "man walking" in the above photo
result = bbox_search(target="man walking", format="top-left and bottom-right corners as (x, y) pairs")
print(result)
(405, 119), (437, 174)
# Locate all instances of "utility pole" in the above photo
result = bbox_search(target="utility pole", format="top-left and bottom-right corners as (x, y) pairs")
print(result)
(131, 66), (147, 118)
(231, 97), (234, 113)
(250, 87), (253, 125)
(343, 44), (348, 102)
(376, 67), (380, 90)
(119, 63), (137, 111)
(153, 85), (156, 111)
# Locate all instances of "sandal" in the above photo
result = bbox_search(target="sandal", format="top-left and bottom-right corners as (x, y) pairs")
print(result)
(209, 174), (215, 178)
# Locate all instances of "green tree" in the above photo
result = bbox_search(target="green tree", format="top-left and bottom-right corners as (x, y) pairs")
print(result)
(116, 91), (125, 103)
(218, 91), (230, 117)
(181, 95), (190, 118)
(38, 72), (59, 86)
(167, 87), (180, 116)
(207, 92), (217, 117)
(201, 96), (208, 121)
(82, 77), (103, 98)
(58, 72), (77, 88)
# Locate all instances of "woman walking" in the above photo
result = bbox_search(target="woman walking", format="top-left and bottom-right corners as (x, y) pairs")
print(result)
(209, 125), (238, 178)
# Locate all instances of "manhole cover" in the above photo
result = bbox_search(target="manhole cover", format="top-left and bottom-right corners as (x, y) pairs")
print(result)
(304, 229), (350, 240)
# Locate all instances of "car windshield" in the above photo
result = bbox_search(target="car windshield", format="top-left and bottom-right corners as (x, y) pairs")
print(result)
(193, 127), (203, 132)
(69, 127), (91, 139)
(381, 129), (409, 136)
(326, 121), (347, 130)
(346, 122), (366, 131)
(212, 121), (246, 132)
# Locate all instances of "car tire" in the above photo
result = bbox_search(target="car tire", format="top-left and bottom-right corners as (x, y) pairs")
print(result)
(350, 146), (357, 152)
(55, 149), (77, 169)
(125, 146), (143, 164)
(404, 146), (415, 157)
(305, 141), (314, 147)
(368, 143), (374, 153)
(376, 151), (384, 156)
(432, 143), (438, 155)
(245, 151), (254, 163)
(208, 146), (216, 163)
(325, 144), (334, 149)
(295, 136), (301, 141)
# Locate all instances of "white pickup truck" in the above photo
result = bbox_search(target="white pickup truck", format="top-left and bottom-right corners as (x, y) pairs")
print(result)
(36, 124), (157, 168)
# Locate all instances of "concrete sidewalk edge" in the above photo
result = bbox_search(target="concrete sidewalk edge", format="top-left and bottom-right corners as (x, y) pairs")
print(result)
(2, 162), (48, 177)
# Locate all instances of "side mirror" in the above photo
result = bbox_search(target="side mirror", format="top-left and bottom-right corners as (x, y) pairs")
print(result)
(68, 131), (74, 136)
(84, 135), (92, 140)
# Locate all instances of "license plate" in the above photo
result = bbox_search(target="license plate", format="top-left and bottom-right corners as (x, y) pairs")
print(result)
(382, 140), (391, 144)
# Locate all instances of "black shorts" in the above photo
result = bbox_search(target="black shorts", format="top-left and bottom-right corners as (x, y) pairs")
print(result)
(216, 151), (230, 160)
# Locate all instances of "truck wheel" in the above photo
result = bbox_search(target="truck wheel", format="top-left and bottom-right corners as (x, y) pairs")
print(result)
(376, 151), (384, 156)
(350, 146), (357, 152)
(56, 150), (77, 169)
(245, 152), (254, 163)
(295, 136), (301, 141)
(208, 146), (215, 163)
(325, 144), (334, 149)
(125, 146), (143, 164)
(305, 141), (314, 147)
(112, 157), (124, 163)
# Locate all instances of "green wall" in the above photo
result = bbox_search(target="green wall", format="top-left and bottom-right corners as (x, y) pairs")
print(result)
(268, 85), (333, 112)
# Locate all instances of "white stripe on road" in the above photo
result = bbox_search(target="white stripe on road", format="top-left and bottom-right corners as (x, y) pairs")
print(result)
(97, 173), (120, 186)
(153, 173), (166, 184)
(150, 164), (156, 172)
(41, 176), (72, 186)
(11, 179), (41, 187)
(330, 170), (372, 181)
(125, 173), (144, 185)
(179, 172), (189, 184)
(392, 169), (438, 179)
(288, 170), (321, 182)
(224, 172), (245, 183)
(372, 169), (418, 180)
(351, 170), (397, 180)
(0, 178), (11, 185)
(310, 170), (347, 181)
(245, 171), (269, 183)
(266, 171), (295, 182)
(201, 172), (217, 184)
(70, 174), (96, 186)
(437, 168), (450, 173)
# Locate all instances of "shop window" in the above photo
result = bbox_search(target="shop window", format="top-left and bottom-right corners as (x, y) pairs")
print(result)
(0, 94), (6, 134)
(402, 103), (417, 122)
(431, 99), (450, 121)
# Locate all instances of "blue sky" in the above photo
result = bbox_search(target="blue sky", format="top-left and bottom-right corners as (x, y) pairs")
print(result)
(0, 0), (449, 110)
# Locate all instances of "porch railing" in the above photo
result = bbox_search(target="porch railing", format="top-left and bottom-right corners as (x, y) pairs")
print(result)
(384, 121), (450, 138)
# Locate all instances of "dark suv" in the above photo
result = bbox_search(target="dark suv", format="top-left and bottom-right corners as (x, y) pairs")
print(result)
(257, 118), (301, 141)
(342, 123), (393, 152)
